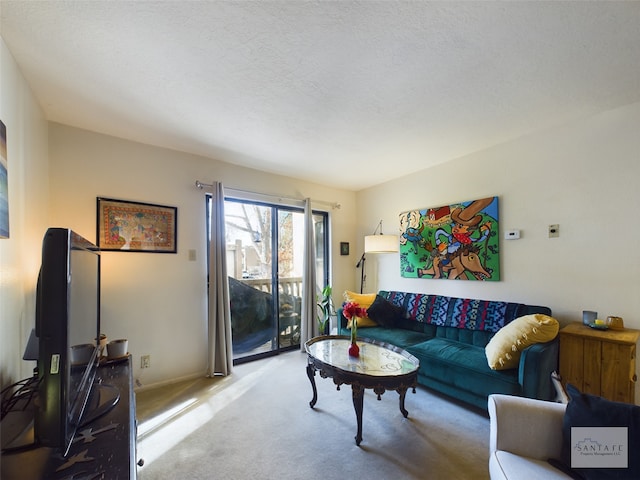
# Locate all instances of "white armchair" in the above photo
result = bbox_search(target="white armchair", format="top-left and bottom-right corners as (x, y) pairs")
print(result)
(488, 394), (571, 480)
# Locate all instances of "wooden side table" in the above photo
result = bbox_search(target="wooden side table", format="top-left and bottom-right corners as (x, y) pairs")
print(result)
(559, 322), (640, 404)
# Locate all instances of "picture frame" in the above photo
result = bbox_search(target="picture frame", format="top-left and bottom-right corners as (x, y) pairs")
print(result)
(97, 197), (177, 253)
(340, 242), (349, 256)
(399, 196), (499, 281)
(0, 120), (8, 239)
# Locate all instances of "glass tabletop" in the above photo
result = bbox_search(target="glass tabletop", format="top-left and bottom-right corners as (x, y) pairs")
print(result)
(305, 337), (419, 377)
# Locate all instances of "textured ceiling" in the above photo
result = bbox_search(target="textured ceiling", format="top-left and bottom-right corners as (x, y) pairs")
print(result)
(1, 1), (639, 190)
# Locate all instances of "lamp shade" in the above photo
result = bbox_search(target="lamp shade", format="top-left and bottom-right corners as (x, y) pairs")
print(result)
(364, 234), (398, 253)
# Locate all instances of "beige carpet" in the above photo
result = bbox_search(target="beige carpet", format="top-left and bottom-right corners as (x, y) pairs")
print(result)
(136, 350), (490, 479)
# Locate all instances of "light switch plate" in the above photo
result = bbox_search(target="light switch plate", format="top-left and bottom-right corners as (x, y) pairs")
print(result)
(504, 230), (520, 240)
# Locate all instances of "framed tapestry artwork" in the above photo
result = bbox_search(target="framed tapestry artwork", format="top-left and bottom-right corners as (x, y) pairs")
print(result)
(399, 196), (499, 281)
(97, 197), (177, 253)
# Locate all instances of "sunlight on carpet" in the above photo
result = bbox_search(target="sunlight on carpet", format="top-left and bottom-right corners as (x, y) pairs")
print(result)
(136, 352), (490, 479)
(137, 357), (284, 467)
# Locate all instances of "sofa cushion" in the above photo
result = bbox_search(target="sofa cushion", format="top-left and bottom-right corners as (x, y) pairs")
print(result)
(557, 384), (640, 480)
(407, 338), (521, 397)
(366, 295), (406, 328)
(485, 314), (559, 370)
(491, 451), (575, 480)
(356, 326), (433, 347)
(436, 325), (494, 348)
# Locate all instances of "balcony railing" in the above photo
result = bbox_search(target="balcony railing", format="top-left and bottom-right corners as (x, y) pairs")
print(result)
(241, 277), (303, 297)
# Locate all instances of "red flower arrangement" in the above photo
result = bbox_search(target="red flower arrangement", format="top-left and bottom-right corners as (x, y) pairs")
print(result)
(342, 301), (367, 322)
(343, 301), (367, 357)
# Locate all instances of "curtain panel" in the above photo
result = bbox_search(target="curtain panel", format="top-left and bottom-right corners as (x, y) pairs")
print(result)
(300, 198), (317, 349)
(207, 181), (233, 376)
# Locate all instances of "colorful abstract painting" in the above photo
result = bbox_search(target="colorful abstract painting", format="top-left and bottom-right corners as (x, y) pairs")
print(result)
(399, 196), (499, 280)
(0, 120), (8, 239)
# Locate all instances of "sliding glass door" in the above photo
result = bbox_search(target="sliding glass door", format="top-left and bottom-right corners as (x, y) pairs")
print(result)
(209, 196), (328, 364)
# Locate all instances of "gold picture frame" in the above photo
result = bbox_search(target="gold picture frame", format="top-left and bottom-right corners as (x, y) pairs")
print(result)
(97, 197), (177, 253)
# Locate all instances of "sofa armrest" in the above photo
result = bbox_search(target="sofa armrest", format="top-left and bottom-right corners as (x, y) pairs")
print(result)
(518, 338), (559, 400)
(488, 394), (566, 460)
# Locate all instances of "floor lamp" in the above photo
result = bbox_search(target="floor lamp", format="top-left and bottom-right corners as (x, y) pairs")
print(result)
(356, 220), (398, 293)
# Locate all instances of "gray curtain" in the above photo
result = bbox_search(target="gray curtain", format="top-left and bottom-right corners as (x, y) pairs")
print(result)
(300, 198), (317, 350)
(207, 181), (233, 376)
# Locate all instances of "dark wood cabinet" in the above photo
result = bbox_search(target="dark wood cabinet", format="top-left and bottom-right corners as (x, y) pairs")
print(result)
(1, 357), (137, 479)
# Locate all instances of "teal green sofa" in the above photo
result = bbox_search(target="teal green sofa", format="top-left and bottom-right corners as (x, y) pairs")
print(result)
(338, 290), (559, 410)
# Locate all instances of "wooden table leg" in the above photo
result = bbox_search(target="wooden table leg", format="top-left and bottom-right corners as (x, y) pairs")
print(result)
(398, 387), (409, 418)
(306, 363), (318, 408)
(352, 384), (365, 445)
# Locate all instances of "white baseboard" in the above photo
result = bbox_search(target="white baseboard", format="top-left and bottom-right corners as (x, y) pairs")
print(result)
(133, 370), (207, 393)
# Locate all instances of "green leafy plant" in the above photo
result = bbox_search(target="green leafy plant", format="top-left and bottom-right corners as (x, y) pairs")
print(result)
(316, 285), (335, 334)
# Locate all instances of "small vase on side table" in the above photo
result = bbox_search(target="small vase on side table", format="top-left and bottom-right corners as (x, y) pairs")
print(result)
(348, 320), (359, 357)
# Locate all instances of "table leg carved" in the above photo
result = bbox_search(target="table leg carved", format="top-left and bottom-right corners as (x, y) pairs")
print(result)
(398, 386), (411, 418)
(306, 363), (318, 408)
(351, 384), (365, 445)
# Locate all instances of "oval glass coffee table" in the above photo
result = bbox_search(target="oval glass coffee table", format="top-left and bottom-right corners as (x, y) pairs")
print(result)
(304, 335), (420, 445)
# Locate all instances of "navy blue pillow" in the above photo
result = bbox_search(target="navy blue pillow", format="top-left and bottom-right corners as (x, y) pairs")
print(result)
(366, 295), (405, 328)
(557, 384), (640, 480)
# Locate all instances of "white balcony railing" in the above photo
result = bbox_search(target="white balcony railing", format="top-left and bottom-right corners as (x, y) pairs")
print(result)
(240, 277), (303, 298)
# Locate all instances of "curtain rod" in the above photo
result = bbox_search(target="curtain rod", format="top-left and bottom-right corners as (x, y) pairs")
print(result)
(195, 181), (341, 210)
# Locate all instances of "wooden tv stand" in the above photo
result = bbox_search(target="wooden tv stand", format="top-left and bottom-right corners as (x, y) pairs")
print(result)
(1, 357), (137, 479)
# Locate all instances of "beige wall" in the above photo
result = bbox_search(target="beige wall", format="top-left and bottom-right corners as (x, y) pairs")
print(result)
(47, 124), (356, 387)
(0, 39), (50, 386)
(357, 101), (640, 324)
(356, 101), (640, 399)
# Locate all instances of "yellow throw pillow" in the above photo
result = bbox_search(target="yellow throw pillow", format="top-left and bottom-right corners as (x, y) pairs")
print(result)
(343, 290), (376, 308)
(346, 316), (379, 328)
(343, 290), (378, 328)
(485, 314), (559, 370)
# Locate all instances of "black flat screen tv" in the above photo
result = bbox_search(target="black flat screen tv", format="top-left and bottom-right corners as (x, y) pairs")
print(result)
(34, 228), (101, 457)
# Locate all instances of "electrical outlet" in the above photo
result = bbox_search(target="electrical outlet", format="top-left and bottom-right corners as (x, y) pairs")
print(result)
(549, 224), (560, 238)
(141, 355), (151, 369)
